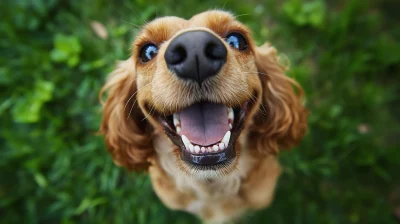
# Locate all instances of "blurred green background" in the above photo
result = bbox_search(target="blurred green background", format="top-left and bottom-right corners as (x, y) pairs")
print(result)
(1, 0), (400, 223)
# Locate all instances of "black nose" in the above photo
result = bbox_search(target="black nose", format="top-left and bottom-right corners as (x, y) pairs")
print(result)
(164, 31), (227, 84)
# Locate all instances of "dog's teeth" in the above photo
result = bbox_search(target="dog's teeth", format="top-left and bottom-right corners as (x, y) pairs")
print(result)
(194, 145), (200, 154)
(212, 145), (219, 152)
(174, 113), (181, 133)
(189, 144), (194, 153)
(182, 133), (230, 154)
(228, 108), (234, 121)
(181, 135), (190, 149)
(173, 113), (180, 127)
(222, 131), (231, 146)
(229, 123), (232, 130)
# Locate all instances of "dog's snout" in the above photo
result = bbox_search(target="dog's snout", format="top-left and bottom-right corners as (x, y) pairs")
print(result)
(165, 31), (227, 84)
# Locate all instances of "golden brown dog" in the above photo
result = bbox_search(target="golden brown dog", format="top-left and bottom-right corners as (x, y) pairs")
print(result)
(100, 10), (308, 223)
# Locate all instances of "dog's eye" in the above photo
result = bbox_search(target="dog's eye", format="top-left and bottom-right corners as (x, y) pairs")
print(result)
(139, 44), (159, 62)
(226, 33), (248, 50)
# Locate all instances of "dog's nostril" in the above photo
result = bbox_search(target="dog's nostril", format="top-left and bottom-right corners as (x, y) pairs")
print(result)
(166, 45), (187, 65)
(205, 42), (227, 60)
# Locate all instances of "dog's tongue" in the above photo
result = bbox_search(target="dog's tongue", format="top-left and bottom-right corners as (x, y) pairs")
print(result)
(179, 102), (229, 146)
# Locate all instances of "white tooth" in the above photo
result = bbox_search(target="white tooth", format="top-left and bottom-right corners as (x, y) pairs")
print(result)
(212, 145), (219, 152)
(176, 126), (181, 134)
(228, 108), (234, 121)
(229, 123), (232, 130)
(173, 113), (180, 126)
(222, 131), (231, 146)
(194, 145), (200, 154)
(207, 147), (213, 153)
(201, 147), (206, 153)
(219, 143), (225, 150)
(189, 144), (194, 153)
(181, 135), (190, 149)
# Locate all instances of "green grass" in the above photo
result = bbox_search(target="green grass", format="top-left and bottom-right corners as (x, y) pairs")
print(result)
(1, 0), (399, 223)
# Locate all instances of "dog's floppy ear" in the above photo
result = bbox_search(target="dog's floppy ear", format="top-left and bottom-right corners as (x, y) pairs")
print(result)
(251, 43), (308, 154)
(99, 58), (153, 171)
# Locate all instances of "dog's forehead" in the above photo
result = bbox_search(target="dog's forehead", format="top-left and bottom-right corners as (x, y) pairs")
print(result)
(137, 16), (187, 44)
(137, 10), (239, 42)
(189, 10), (235, 27)
(188, 10), (238, 36)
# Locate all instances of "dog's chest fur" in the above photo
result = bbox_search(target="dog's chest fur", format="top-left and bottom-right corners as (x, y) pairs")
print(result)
(149, 133), (281, 223)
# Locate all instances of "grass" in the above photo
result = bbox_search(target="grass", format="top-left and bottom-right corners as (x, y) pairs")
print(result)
(1, 0), (399, 223)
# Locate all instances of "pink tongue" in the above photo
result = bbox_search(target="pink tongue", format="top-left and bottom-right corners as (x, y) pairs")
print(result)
(179, 102), (229, 146)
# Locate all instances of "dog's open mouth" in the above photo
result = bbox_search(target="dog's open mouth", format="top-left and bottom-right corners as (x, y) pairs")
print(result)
(160, 101), (248, 168)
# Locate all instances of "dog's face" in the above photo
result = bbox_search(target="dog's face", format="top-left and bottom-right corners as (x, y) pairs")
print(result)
(134, 11), (261, 173)
(100, 10), (307, 177)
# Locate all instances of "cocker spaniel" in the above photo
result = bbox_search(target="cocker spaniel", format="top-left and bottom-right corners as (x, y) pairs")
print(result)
(100, 10), (308, 223)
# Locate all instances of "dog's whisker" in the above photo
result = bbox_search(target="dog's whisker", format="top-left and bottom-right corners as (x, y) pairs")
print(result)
(124, 82), (152, 112)
(237, 60), (256, 69)
(222, 0), (228, 10)
(119, 19), (143, 29)
(257, 71), (269, 76)
(259, 101), (268, 116)
(252, 94), (268, 116)
(126, 83), (152, 120)
(142, 104), (155, 121)
(234, 13), (250, 18)
(124, 2), (148, 26)
(141, 92), (164, 121)
(127, 96), (140, 120)
(241, 71), (270, 76)
(123, 78), (138, 111)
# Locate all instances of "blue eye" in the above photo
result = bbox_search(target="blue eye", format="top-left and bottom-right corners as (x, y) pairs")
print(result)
(140, 44), (159, 62)
(226, 33), (248, 50)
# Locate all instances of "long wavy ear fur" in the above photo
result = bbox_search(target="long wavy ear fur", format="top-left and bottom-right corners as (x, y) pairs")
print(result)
(99, 58), (153, 171)
(251, 43), (308, 154)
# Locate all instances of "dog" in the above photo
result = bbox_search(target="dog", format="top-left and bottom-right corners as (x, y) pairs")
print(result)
(100, 10), (308, 223)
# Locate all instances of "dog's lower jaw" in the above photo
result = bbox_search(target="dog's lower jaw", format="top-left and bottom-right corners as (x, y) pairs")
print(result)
(150, 133), (282, 223)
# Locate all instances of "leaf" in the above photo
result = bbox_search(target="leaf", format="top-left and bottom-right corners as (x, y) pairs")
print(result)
(34, 172), (48, 188)
(74, 197), (107, 215)
(50, 49), (68, 62)
(283, 0), (325, 28)
(12, 98), (41, 123)
(329, 104), (342, 118)
(52, 34), (82, 65)
(304, 1), (325, 27)
(55, 34), (81, 53)
(0, 67), (11, 84)
(67, 55), (80, 67)
(0, 98), (13, 116)
(12, 81), (54, 123)
(35, 80), (55, 101)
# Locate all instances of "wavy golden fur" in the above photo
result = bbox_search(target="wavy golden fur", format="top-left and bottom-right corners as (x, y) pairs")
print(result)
(100, 10), (307, 223)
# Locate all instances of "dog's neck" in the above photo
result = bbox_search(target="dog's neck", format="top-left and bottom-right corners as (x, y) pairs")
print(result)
(152, 132), (256, 199)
